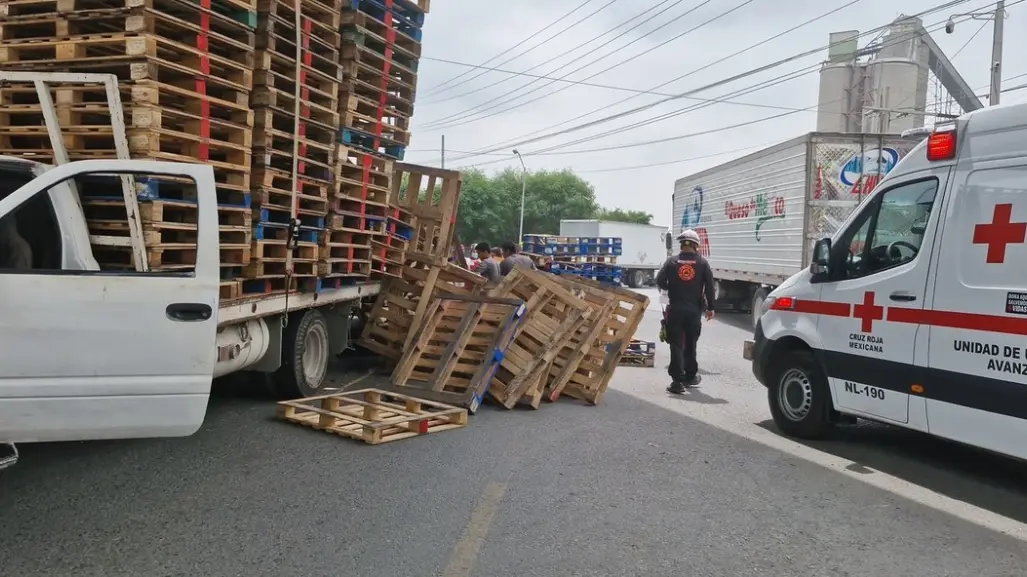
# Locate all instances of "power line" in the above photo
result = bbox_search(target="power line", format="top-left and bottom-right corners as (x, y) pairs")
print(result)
(443, 0), (986, 166)
(446, 0), (870, 154)
(568, 68), (1027, 173)
(424, 0), (765, 132)
(445, 11), (988, 170)
(416, 0), (599, 95)
(421, 0), (681, 107)
(421, 0), (612, 98)
(574, 141), (781, 173)
(419, 0), (698, 128)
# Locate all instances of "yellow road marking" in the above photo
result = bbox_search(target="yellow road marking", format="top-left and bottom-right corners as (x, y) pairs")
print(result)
(441, 482), (508, 577)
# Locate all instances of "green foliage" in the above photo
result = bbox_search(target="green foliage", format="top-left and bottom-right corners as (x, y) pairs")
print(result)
(596, 207), (653, 225)
(454, 168), (646, 245)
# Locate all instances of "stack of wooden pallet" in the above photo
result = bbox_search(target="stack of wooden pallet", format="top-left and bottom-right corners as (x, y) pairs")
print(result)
(0, 0), (259, 287)
(0, 0), (442, 301)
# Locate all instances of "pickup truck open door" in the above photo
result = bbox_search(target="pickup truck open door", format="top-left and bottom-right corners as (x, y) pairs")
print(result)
(0, 159), (220, 443)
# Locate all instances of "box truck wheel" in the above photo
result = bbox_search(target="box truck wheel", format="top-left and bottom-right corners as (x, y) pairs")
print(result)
(627, 269), (646, 288)
(272, 309), (330, 399)
(751, 288), (768, 329)
(767, 350), (834, 439)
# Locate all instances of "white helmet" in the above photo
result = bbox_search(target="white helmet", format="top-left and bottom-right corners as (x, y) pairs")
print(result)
(677, 229), (701, 247)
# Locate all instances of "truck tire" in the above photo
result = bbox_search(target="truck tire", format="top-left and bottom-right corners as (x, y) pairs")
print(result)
(767, 350), (834, 439)
(626, 269), (646, 289)
(751, 288), (768, 330)
(271, 309), (330, 399)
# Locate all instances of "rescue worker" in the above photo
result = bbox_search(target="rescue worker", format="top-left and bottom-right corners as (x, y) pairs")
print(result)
(655, 229), (714, 393)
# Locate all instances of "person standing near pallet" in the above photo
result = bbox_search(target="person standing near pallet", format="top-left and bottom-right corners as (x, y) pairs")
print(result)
(655, 229), (714, 393)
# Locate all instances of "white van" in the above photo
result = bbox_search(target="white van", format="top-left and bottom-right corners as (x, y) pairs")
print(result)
(744, 102), (1027, 461)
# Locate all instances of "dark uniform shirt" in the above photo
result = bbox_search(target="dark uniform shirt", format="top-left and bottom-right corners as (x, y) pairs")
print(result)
(655, 251), (715, 312)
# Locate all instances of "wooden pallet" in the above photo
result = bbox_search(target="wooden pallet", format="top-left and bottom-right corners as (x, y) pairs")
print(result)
(386, 294), (526, 413)
(549, 275), (650, 404)
(339, 7), (421, 58)
(338, 91), (410, 147)
(277, 388), (467, 445)
(389, 162), (460, 260)
(335, 143), (394, 201)
(339, 40), (415, 100)
(359, 253), (486, 360)
(485, 267), (594, 409)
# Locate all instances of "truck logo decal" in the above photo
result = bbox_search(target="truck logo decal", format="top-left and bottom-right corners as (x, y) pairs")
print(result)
(840, 147), (900, 195)
(681, 186), (703, 228)
(724, 193), (786, 241)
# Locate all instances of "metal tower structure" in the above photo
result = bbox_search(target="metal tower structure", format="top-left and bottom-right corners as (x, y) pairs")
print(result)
(817, 15), (983, 135)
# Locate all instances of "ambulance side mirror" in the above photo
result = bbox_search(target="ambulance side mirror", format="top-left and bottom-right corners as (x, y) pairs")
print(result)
(810, 237), (831, 281)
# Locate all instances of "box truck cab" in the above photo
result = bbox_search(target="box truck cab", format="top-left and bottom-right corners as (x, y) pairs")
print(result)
(745, 102), (1027, 461)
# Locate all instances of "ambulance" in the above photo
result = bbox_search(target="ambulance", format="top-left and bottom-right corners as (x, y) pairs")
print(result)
(743, 101), (1027, 461)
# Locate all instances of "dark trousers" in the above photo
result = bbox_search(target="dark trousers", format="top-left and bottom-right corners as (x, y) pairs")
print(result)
(666, 306), (702, 382)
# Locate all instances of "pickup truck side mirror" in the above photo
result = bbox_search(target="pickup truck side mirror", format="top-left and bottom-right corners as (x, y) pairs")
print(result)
(809, 237), (831, 282)
(665, 233), (672, 252)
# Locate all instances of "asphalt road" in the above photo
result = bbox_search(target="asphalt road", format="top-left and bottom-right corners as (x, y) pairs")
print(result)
(3, 287), (1027, 576)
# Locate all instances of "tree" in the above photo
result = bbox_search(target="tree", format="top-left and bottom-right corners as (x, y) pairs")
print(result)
(455, 168), (600, 245)
(596, 207), (653, 225)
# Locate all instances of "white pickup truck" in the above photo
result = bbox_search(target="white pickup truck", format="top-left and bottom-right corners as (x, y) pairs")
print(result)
(0, 72), (381, 470)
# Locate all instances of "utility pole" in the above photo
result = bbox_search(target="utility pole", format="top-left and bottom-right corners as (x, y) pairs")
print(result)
(512, 149), (526, 246)
(990, 1), (1005, 105)
(946, 3), (1005, 106)
(441, 135), (445, 168)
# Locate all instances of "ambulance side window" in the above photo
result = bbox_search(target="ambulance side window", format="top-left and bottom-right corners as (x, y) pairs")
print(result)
(835, 178), (939, 280)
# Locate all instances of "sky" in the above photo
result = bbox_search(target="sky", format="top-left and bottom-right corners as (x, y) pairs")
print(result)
(403, 0), (1027, 228)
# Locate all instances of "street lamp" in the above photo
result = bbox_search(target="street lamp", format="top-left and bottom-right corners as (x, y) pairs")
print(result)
(512, 149), (526, 247)
(946, 1), (1005, 105)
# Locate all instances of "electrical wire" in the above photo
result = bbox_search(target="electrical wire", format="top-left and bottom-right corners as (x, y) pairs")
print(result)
(420, 0), (602, 97)
(433, 0), (868, 143)
(569, 68), (1027, 173)
(445, 11), (988, 170)
(423, 0), (765, 132)
(444, 0), (994, 167)
(419, 0), (700, 127)
(421, 0), (682, 106)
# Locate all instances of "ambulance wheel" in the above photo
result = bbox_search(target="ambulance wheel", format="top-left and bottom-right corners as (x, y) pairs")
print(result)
(271, 309), (330, 399)
(767, 350), (834, 439)
(751, 288), (768, 330)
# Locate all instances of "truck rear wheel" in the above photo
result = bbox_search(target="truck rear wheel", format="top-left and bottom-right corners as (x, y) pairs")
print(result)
(271, 309), (330, 399)
(767, 350), (834, 439)
(626, 269), (646, 288)
(751, 288), (768, 329)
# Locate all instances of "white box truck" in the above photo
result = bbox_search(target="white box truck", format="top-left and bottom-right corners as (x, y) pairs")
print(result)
(672, 132), (919, 328)
(559, 219), (670, 288)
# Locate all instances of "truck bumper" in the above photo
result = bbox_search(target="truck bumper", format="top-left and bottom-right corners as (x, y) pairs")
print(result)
(743, 320), (771, 387)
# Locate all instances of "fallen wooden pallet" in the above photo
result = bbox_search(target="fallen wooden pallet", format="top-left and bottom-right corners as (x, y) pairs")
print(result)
(486, 267), (593, 409)
(548, 275), (650, 404)
(276, 388), (467, 445)
(359, 253), (486, 360)
(386, 294), (526, 413)
(619, 339), (656, 367)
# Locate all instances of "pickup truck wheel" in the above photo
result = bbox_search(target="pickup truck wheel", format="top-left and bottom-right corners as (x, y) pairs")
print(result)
(751, 288), (768, 330)
(271, 309), (330, 399)
(767, 350), (834, 439)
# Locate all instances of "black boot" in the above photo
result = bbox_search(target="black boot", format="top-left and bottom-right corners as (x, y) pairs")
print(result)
(667, 381), (686, 394)
(683, 374), (702, 388)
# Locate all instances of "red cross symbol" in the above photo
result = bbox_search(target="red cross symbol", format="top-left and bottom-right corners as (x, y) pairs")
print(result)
(853, 291), (884, 333)
(973, 204), (1027, 264)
